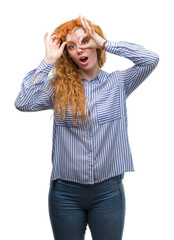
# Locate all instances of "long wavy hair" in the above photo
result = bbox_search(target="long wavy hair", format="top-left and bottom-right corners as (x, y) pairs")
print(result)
(47, 17), (106, 126)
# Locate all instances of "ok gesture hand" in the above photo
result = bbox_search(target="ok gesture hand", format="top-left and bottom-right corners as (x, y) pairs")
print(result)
(78, 15), (107, 50)
(43, 32), (67, 65)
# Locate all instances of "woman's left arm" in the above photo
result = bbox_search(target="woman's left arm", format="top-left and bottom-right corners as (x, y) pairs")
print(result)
(105, 41), (159, 98)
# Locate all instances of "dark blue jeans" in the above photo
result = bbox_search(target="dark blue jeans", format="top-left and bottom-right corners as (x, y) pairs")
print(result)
(48, 175), (125, 240)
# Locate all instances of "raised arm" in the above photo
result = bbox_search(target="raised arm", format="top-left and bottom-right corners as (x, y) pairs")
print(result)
(76, 16), (159, 99)
(105, 41), (159, 98)
(14, 31), (68, 112)
(14, 59), (55, 111)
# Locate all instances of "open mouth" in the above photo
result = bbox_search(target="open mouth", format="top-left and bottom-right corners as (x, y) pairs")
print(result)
(80, 57), (88, 63)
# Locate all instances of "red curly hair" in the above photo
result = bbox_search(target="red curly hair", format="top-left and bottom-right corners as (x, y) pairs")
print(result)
(47, 17), (106, 126)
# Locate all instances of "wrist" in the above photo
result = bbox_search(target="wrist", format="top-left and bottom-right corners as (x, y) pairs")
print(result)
(43, 57), (56, 65)
(99, 39), (108, 50)
(103, 40), (108, 49)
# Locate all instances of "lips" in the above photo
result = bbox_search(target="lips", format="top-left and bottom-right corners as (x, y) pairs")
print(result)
(80, 56), (88, 62)
(79, 56), (89, 65)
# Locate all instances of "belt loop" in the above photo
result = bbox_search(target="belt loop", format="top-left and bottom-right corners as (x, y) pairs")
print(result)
(115, 176), (121, 194)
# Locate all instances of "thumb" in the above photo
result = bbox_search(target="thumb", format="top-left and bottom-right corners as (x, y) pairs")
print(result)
(60, 41), (67, 51)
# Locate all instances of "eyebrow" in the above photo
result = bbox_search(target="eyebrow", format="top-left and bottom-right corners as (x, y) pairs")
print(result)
(67, 41), (76, 45)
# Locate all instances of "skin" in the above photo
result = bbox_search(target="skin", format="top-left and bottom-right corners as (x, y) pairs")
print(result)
(32, 15), (108, 84)
(66, 28), (101, 81)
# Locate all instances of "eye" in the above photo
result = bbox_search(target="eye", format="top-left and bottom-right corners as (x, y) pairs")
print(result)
(81, 38), (89, 45)
(68, 44), (75, 50)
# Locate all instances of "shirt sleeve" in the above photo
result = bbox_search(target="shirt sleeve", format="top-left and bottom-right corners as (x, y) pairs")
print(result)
(105, 41), (159, 99)
(14, 59), (55, 112)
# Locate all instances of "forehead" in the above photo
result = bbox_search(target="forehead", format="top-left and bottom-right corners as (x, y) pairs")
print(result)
(66, 27), (85, 42)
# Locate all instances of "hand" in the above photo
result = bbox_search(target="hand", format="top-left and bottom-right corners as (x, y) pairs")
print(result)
(78, 15), (106, 49)
(43, 32), (67, 65)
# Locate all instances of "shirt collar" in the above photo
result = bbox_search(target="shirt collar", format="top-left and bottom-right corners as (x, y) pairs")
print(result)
(81, 70), (104, 84)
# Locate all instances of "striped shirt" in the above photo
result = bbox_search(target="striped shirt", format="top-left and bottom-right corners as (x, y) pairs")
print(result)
(14, 41), (159, 184)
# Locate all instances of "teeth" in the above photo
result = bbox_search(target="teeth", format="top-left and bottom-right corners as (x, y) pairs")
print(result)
(81, 57), (86, 60)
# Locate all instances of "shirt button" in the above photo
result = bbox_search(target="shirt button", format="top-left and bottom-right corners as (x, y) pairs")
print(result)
(87, 97), (90, 99)
(88, 82), (90, 85)
(90, 164), (93, 167)
(90, 149), (92, 152)
(89, 134), (91, 137)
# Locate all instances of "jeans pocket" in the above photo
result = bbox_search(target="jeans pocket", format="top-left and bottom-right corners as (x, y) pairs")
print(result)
(50, 178), (61, 188)
(102, 176), (117, 187)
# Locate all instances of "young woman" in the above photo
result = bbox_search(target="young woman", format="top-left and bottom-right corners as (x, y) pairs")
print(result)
(15, 15), (159, 240)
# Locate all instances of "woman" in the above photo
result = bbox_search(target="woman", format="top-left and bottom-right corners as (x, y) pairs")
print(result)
(15, 15), (159, 240)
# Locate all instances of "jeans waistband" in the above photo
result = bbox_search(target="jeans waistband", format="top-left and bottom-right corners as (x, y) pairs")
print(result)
(102, 174), (122, 185)
(50, 174), (123, 187)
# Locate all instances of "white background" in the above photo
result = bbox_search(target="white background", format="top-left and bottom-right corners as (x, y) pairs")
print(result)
(1, 0), (174, 239)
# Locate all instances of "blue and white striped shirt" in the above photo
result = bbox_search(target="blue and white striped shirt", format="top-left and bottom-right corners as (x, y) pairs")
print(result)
(14, 41), (159, 184)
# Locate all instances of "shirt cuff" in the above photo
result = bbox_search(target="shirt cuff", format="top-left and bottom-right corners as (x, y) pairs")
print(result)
(105, 41), (118, 52)
(36, 59), (54, 75)
(32, 59), (54, 85)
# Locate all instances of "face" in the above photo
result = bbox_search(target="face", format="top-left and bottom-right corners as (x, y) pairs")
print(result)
(66, 27), (99, 74)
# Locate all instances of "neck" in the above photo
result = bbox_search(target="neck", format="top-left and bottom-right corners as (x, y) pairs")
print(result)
(81, 65), (101, 81)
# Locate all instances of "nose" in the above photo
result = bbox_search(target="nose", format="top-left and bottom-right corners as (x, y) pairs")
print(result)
(76, 45), (84, 54)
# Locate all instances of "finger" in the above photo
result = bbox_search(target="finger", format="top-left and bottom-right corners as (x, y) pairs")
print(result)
(83, 17), (91, 32)
(91, 22), (95, 34)
(44, 32), (49, 47)
(44, 32), (48, 37)
(49, 35), (53, 43)
(51, 34), (58, 38)
(60, 41), (67, 51)
(78, 33), (88, 45)
(44, 32), (48, 42)
(50, 34), (57, 43)
(79, 15), (87, 31)
(59, 42), (67, 52)
(54, 38), (59, 45)
(78, 43), (91, 50)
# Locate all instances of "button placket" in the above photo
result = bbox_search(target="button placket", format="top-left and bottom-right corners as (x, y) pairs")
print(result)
(85, 79), (94, 182)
